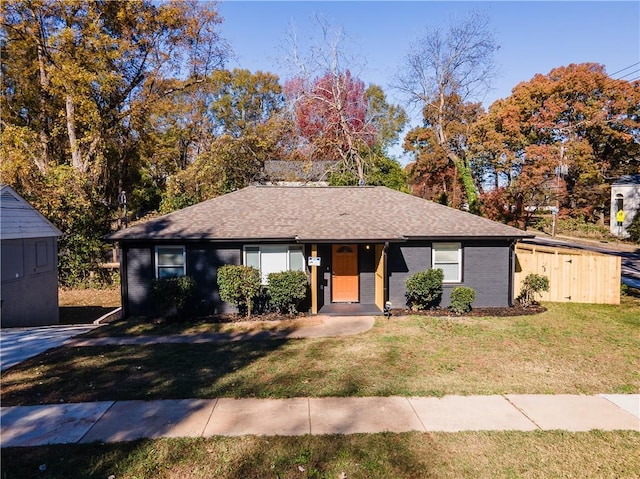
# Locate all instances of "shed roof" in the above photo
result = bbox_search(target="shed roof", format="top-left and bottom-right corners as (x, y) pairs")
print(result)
(108, 186), (532, 242)
(0, 185), (62, 240)
(612, 174), (640, 186)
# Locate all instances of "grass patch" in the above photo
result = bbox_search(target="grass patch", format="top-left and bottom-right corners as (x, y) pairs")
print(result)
(2, 431), (639, 478)
(3, 300), (639, 405)
(58, 287), (120, 324)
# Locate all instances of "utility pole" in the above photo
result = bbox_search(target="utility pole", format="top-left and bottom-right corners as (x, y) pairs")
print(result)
(551, 147), (565, 237)
(118, 190), (128, 229)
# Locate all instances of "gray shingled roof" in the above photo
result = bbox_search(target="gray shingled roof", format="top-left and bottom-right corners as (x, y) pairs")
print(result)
(612, 174), (640, 185)
(1, 185), (62, 240)
(108, 186), (532, 242)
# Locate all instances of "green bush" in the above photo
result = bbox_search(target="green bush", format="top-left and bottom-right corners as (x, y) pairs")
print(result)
(267, 270), (309, 314)
(150, 275), (196, 320)
(450, 286), (476, 314)
(405, 268), (444, 310)
(517, 273), (550, 307)
(626, 211), (640, 243)
(217, 265), (262, 318)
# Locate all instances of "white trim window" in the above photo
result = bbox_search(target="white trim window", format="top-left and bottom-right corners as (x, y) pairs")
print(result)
(155, 246), (186, 279)
(432, 242), (462, 283)
(244, 244), (305, 284)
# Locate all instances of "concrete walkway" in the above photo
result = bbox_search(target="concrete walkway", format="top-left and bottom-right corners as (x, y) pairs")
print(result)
(1, 394), (638, 447)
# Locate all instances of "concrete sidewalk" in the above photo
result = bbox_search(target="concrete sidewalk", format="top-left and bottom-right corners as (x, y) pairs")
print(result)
(2, 394), (638, 448)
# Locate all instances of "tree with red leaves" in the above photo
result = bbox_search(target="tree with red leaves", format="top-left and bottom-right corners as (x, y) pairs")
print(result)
(285, 70), (377, 183)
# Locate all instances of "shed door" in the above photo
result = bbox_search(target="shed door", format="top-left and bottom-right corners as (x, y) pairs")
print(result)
(332, 244), (359, 302)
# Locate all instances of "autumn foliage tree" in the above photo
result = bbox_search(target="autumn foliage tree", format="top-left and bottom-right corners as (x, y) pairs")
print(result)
(1, 0), (229, 284)
(160, 70), (295, 211)
(285, 70), (377, 183)
(473, 63), (640, 227)
(404, 93), (483, 207)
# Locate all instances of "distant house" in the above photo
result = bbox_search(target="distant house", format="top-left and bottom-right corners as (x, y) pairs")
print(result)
(610, 175), (640, 238)
(109, 186), (533, 318)
(1, 185), (62, 327)
(258, 160), (338, 186)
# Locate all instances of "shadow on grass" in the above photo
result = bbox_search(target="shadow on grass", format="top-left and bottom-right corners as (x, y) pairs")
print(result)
(0, 433), (441, 479)
(59, 306), (116, 325)
(0, 339), (294, 406)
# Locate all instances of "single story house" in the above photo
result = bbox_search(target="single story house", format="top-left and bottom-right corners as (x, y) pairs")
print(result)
(108, 186), (533, 317)
(1, 185), (62, 327)
(610, 174), (640, 238)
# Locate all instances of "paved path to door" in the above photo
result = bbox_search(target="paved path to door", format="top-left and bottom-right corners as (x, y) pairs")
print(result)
(1, 394), (638, 447)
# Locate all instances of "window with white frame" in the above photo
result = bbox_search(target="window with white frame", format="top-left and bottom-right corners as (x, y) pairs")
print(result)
(155, 246), (186, 278)
(432, 243), (462, 283)
(244, 245), (305, 284)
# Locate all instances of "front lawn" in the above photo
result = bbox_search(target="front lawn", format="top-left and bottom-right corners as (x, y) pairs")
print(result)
(2, 300), (638, 405)
(2, 431), (639, 479)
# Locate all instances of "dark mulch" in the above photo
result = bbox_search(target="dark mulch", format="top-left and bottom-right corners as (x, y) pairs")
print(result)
(390, 304), (547, 318)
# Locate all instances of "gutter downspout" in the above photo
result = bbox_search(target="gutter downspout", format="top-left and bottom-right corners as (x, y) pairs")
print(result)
(119, 242), (128, 318)
(509, 239), (517, 307)
(384, 241), (389, 304)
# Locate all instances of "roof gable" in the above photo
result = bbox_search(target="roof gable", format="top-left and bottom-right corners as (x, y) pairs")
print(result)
(109, 186), (532, 242)
(0, 185), (62, 240)
(612, 174), (640, 186)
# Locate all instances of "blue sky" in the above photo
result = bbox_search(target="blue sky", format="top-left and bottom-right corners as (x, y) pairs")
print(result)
(217, 1), (639, 160)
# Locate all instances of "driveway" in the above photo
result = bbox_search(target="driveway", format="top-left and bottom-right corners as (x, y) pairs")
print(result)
(0, 324), (100, 371)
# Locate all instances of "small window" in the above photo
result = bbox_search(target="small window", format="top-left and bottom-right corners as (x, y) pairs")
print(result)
(155, 246), (186, 279)
(244, 245), (305, 284)
(36, 241), (48, 268)
(432, 243), (462, 283)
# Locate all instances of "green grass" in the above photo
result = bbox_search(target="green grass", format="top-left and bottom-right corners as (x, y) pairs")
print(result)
(2, 431), (639, 478)
(3, 300), (639, 405)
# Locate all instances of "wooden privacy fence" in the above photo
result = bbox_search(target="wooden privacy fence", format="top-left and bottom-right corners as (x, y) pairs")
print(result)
(514, 243), (621, 304)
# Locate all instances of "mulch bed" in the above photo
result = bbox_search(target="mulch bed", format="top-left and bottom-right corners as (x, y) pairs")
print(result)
(390, 305), (547, 318)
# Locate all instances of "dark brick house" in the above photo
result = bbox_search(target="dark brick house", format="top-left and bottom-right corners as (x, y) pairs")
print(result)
(108, 186), (532, 317)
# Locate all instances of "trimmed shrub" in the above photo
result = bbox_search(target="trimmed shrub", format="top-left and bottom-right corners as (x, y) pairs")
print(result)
(405, 268), (444, 310)
(518, 273), (550, 307)
(217, 265), (262, 318)
(626, 211), (640, 243)
(150, 275), (196, 320)
(450, 286), (475, 314)
(267, 270), (309, 314)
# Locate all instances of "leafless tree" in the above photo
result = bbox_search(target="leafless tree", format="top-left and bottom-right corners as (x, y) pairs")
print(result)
(395, 11), (499, 207)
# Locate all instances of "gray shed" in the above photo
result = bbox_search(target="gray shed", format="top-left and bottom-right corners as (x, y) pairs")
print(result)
(1, 185), (62, 327)
(610, 175), (640, 238)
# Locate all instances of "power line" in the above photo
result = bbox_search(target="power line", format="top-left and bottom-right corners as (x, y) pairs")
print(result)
(615, 68), (640, 80)
(609, 62), (640, 78)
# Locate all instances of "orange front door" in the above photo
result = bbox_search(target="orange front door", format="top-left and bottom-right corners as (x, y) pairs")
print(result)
(332, 244), (359, 302)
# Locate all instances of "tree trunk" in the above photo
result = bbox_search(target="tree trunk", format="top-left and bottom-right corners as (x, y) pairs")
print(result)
(435, 92), (478, 208)
(36, 43), (50, 173)
(65, 94), (87, 173)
